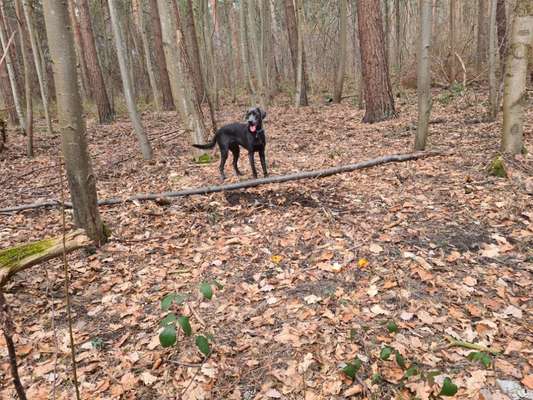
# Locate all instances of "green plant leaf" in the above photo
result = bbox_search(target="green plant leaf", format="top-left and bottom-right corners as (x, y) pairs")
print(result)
(177, 316), (192, 336)
(380, 346), (393, 360)
(195, 335), (210, 356)
(404, 366), (419, 378)
(160, 313), (177, 327)
(467, 352), (492, 368)
(342, 358), (362, 379)
(159, 325), (177, 348)
(200, 282), (213, 300)
(439, 377), (458, 397)
(161, 293), (186, 311)
(371, 373), (382, 384)
(395, 350), (406, 369)
(387, 320), (398, 333)
(195, 153), (212, 164)
(213, 279), (224, 290)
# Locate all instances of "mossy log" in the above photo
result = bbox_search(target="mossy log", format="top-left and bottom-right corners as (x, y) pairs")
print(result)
(0, 229), (90, 287)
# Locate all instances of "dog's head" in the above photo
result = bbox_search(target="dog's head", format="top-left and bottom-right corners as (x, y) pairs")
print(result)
(245, 107), (266, 134)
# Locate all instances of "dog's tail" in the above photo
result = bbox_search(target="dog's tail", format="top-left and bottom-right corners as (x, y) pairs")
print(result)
(192, 137), (216, 150)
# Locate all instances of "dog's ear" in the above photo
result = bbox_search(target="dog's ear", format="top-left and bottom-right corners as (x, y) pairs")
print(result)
(259, 108), (266, 120)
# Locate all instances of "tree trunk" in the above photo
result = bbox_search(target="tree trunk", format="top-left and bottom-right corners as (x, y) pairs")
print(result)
(488, 0), (498, 120)
(333, 0), (347, 103)
(261, 0), (274, 99)
(77, 0), (114, 123)
(384, 0), (390, 68)
(239, 0), (256, 101)
(22, 0), (53, 137)
(138, 0), (162, 112)
(201, 0), (219, 109)
(147, 0), (174, 111)
(157, 0), (207, 149)
(0, 3), (25, 134)
(42, 0), (106, 245)
(248, 0), (267, 107)
(108, 0), (153, 160)
(284, 0), (308, 105)
(449, 0), (456, 83)
(496, 0), (507, 66)
(501, 0), (533, 154)
(294, 0), (306, 107)
(67, 0), (90, 102)
(182, 0), (205, 102)
(357, 0), (397, 123)
(414, 0), (433, 151)
(394, 0), (401, 73)
(351, 1), (364, 109)
(0, 61), (17, 126)
(476, 0), (487, 70)
(222, 0), (237, 103)
(15, 0), (33, 156)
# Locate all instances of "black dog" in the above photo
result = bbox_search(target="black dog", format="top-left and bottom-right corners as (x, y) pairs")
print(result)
(193, 107), (268, 181)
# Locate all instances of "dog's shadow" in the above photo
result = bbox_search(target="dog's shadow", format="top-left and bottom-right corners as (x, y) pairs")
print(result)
(223, 189), (322, 209)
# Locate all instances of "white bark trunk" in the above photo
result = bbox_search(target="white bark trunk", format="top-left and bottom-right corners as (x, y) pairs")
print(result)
(108, 0), (153, 160)
(414, 0), (433, 151)
(501, 0), (533, 154)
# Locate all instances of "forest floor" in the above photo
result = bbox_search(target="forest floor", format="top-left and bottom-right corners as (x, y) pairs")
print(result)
(0, 88), (532, 400)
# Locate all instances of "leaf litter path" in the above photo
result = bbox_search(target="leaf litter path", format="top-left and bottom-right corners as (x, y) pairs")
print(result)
(0, 91), (532, 399)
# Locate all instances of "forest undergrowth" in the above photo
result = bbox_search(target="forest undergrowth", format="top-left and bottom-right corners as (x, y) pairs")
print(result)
(0, 89), (532, 399)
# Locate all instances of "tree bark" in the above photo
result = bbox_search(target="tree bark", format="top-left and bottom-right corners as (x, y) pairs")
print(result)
(22, 0), (53, 137)
(357, 0), (397, 123)
(284, 0), (308, 105)
(449, 0), (456, 83)
(108, 0), (153, 160)
(157, 0), (207, 149)
(147, 0), (174, 111)
(0, 3), (25, 134)
(488, 0), (498, 120)
(248, 0), (267, 107)
(501, 0), (533, 154)
(201, 0), (219, 109)
(0, 229), (90, 287)
(414, 0), (433, 151)
(0, 60), (17, 126)
(15, 0), (33, 156)
(476, 0), (487, 70)
(239, 0), (256, 100)
(294, 0), (306, 107)
(384, 0), (390, 68)
(42, 0), (107, 244)
(496, 0), (508, 66)
(77, 0), (114, 123)
(394, 0), (401, 73)
(138, 0), (162, 111)
(333, 0), (347, 103)
(182, 0), (205, 102)
(67, 0), (90, 102)
(222, 0), (237, 102)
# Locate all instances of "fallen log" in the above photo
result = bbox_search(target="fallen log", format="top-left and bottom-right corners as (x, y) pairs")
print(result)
(0, 151), (442, 213)
(0, 229), (90, 287)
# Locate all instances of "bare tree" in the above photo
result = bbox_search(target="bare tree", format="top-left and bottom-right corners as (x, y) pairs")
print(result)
(501, 0), (533, 154)
(333, 0), (347, 103)
(357, 0), (397, 123)
(15, 0), (33, 156)
(496, 0), (508, 65)
(147, 0), (174, 111)
(157, 0), (207, 148)
(449, 0), (456, 83)
(488, 0), (498, 120)
(0, 3), (25, 134)
(476, 0), (487, 70)
(284, 0), (308, 105)
(414, 0), (433, 151)
(239, 0), (256, 101)
(182, 0), (205, 102)
(108, 0), (153, 160)
(68, 0), (90, 101)
(138, 0), (162, 111)
(42, 0), (106, 244)
(77, 0), (114, 123)
(22, 0), (53, 136)
(294, 0), (306, 107)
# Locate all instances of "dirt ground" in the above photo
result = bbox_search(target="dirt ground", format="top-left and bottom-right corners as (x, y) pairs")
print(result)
(0, 89), (532, 399)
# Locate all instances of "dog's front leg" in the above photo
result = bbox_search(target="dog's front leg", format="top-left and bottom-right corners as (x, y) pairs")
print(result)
(248, 152), (258, 178)
(259, 149), (268, 177)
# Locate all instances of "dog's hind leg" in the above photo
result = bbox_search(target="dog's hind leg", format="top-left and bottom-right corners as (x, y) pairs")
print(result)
(219, 148), (229, 181)
(230, 146), (243, 176)
(259, 149), (268, 177)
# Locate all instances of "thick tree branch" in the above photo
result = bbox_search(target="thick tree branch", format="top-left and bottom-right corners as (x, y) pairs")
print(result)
(0, 151), (442, 214)
(0, 229), (90, 287)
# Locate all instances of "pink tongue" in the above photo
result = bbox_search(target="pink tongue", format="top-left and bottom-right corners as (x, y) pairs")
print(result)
(250, 125), (257, 133)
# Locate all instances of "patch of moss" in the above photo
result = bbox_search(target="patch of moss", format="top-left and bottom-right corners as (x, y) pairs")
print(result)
(194, 153), (213, 164)
(0, 238), (54, 268)
(488, 156), (507, 178)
